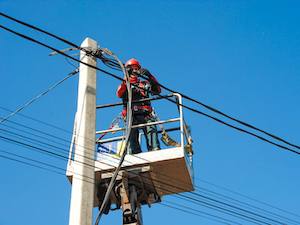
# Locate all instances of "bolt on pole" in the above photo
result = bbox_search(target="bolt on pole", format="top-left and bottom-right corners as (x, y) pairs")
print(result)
(68, 37), (97, 225)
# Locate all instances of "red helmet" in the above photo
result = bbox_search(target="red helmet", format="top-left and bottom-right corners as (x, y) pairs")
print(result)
(125, 58), (141, 69)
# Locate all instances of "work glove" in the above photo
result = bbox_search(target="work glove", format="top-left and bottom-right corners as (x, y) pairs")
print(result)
(140, 68), (152, 78)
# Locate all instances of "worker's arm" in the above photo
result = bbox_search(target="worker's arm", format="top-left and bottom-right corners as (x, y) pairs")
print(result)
(140, 68), (161, 94)
(116, 82), (127, 98)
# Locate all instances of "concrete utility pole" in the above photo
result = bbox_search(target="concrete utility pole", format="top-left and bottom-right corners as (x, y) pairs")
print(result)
(69, 38), (97, 225)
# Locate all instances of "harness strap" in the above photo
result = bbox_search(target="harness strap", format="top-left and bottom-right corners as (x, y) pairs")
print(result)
(161, 133), (181, 147)
(133, 105), (152, 111)
(121, 106), (153, 118)
(138, 81), (145, 96)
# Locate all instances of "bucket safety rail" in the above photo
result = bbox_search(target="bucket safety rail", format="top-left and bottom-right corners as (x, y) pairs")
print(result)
(95, 93), (193, 161)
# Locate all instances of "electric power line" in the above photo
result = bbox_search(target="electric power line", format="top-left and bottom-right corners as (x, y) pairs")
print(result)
(0, 71), (77, 125)
(1, 107), (298, 223)
(1, 13), (300, 224)
(2, 97), (300, 225)
(1, 129), (291, 225)
(1, 23), (299, 157)
(0, 139), (292, 225)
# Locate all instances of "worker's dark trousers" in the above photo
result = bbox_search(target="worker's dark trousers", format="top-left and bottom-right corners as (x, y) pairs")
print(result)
(127, 115), (160, 154)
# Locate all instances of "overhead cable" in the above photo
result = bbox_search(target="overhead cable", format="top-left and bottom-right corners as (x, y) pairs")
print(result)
(94, 48), (133, 225)
(136, 73), (300, 151)
(0, 12), (85, 53)
(162, 200), (241, 225)
(0, 70), (77, 125)
(0, 147), (262, 225)
(0, 25), (124, 83)
(2, 14), (300, 221)
(179, 193), (285, 225)
(196, 178), (300, 220)
(1, 129), (298, 224)
(164, 95), (300, 155)
(2, 23), (299, 155)
(0, 153), (64, 176)
(1, 13), (299, 153)
(2, 122), (296, 224)
(0, 106), (72, 134)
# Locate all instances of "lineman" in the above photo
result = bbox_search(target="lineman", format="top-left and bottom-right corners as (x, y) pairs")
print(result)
(117, 58), (161, 154)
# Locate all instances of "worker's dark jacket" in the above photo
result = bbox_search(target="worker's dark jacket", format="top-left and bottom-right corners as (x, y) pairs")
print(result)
(116, 76), (161, 117)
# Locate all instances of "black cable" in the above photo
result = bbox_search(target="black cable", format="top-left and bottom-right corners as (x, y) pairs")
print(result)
(0, 132), (112, 185)
(196, 178), (300, 220)
(0, 117), (108, 169)
(1, 101), (298, 224)
(194, 186), (300, 225)
(94, 49), (134, 225)
(166, 96), (300, 155)
(0, 153), (65, 176)
(2, 122), (295, 225)
(115, 75), (300, 155)
(2, 23), (299, 156)
(1, 131), (296, 224)
(0, 110), (97, 152)
(0, 12), (86, 53)
(1, 119), (298, 225)
(0, 128), (70, 156)
(2, 12), (299, 154)
(137, 85), (300, 155)
(0, 106), (72, 134)
(0, 70), (77, 124)
(160, 202), (233, 225)
(0, 135), (111, 174)
(163, 199), (242, 225)
(179, 193), (285, 225)
(0, 108), (286, 223)
(105, 87), (300, 155)
(0, 122), (70, 148)
(96, 51), (123, 71)
(136, 73), (300, 151)
(0, 144), (268, 225)
(171, 195), (262, 225)
(1, 13), (298, 221)
(0, 150), (96, 185)
(0, 149), (65, 173)
(177, 194), (272, 225)
(0, 139), (276, 225)
(0, 25), (124, 83)
(1, 150), (233, 225)
(1, 120), (298, 225)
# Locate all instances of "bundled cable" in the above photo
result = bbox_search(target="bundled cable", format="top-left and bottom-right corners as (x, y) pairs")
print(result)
(94, 49), (123, 71)
(94, 48), (133, 225)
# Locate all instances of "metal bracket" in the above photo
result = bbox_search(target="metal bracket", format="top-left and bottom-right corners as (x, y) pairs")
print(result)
(49, 47), (79, 56)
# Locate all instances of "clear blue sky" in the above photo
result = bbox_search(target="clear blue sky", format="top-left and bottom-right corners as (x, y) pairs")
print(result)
(1, 1), (300, 224)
